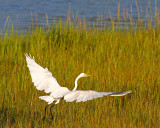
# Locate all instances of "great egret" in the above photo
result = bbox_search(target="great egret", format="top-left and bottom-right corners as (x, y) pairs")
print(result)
(25, 54), (132, 121)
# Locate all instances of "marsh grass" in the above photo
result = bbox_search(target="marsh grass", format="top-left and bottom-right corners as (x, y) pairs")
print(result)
(0, 21), (160, 127)
(0, 2), (160, 127)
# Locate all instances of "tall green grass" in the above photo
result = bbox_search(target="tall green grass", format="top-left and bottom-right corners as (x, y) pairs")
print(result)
(0, 10), (160, 128)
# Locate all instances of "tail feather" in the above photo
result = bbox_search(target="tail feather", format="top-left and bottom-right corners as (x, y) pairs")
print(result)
(39, 96), (54, 104)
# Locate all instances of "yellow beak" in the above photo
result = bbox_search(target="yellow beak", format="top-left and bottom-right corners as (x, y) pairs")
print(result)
(85, 74), (92, 76)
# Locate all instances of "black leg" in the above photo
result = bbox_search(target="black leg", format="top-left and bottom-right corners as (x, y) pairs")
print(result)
(42, 105), (49, 121)
(49, 104), (55, 125)
(50, 104), (55, 120)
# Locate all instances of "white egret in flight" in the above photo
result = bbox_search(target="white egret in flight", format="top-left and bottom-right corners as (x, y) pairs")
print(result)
(25, 54), (132, 121)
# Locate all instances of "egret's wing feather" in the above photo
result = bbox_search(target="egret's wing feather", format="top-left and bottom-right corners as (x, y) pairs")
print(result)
(25, 54), (61, 93)
(108, 90), (132, 96)
(50, 87), (71, 98)
(64, 90), (132, 102)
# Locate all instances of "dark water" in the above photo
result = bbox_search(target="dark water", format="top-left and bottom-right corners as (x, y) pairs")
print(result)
(0, 0), (160, 32)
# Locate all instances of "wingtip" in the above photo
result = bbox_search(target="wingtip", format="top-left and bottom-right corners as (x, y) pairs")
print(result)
(126, 90), (132, 93)
(24, 53), (30, 58)
(24, 53), (35, 60)
(24, 53), (28, 57)
(109, 90), (132, 96)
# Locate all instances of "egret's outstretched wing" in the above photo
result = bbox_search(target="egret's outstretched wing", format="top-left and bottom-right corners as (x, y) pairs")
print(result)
(64, 90), (132, 102)
(25, 54), (61, 93)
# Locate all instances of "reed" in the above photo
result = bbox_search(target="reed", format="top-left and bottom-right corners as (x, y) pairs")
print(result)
(0, 1), (160, 128)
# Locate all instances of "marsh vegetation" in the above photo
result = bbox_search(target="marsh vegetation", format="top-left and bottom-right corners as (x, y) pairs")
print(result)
(0, 2), (160, 127)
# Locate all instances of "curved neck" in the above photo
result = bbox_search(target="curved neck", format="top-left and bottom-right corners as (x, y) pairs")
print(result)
(72, 75), (81, 91)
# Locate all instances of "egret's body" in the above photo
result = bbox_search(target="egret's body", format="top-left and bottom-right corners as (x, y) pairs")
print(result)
(25, 54), (132, 121)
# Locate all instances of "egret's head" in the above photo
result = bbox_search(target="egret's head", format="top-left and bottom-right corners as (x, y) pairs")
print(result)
(73, 73), (92, 91)
(79, 73), (92, 77)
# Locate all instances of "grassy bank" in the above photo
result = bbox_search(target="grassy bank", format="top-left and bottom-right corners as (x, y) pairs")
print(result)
(0, 20), (160, 127)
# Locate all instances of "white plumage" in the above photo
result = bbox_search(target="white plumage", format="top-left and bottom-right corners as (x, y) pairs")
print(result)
(25, 54), (132, 105)
(25, 55), (61, 94)
(64, 90), (131, 102)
